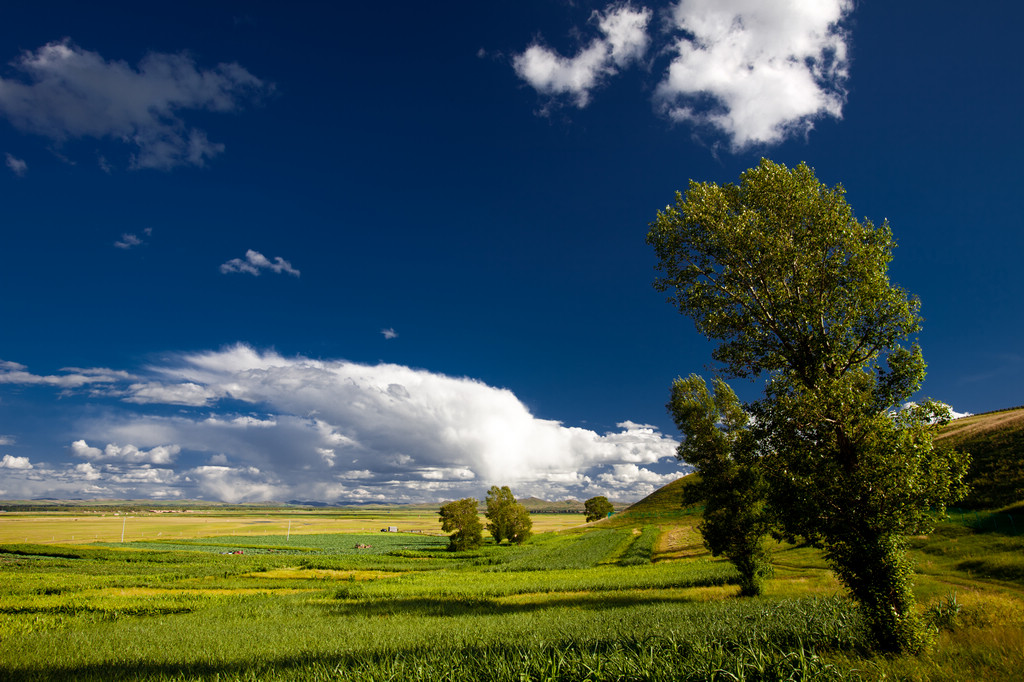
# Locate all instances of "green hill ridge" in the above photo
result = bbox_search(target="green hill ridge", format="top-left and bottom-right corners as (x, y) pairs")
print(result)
(937, 407), (1024, 509)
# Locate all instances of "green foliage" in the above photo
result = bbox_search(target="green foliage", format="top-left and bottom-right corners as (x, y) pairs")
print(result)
(668, 374), (772, 596)
(485, 486), (532, 544)
(647, 158), (971, 652)
(583, 495), (614, 522)
(439, 498), (484, 552)
(617, 527), (660, 566)
(493, 529), (639, 572)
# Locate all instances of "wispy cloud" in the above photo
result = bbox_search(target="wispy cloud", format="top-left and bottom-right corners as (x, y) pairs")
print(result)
(0, 39), (271, 169)
(114, 228), (152, 249)
(220, 249), (300, 277)
(381, 328), (399, 340)
(5, 153), (27, 176)
(0, 360), (135, 388)
(0, 345), (684, 503)
(514, 4), (652, 107)
(514, 1), (852, 149)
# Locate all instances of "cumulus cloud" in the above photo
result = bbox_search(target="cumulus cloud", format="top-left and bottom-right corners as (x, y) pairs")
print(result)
(4, 344), (683, 503)
(0, 39), (269, 169)
(70, 440), (180, 464)
(514, 4), (652, 106)
(381, 328), (399, 340)
(220, 249), (300, 277)
(5, 153), (27, 176)
(514, 1), (852, 149)
(1, 454), (33, 469)
(656, 0), (850, 148)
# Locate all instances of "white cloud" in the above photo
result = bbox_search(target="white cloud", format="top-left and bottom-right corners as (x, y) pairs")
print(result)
(124, 381), (220, 406)
(220, 249), (300, 277)
(74, 462), (102, 480)
(71, 439), (180, 465)
(185, 465), (285, 504)
(514, 1), (851, 149)
(1, 454), (33, 469)
(0, 435), (14, 446)
(656, 0), (850, 149)
(18, 344), (679, 503)
(5, 153), (27, 176)
(381, 328), (399, 340)
(2, 345), (685, 503)
(901, 401), (973, 423)
(114, 228), (151, 250)
(0, 361), (135, 388)
(114, 233), (143, 249)
(514, 4), (652, 107)
(0, 40), (269, 169)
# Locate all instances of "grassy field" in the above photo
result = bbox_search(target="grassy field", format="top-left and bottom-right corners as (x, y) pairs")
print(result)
(1, 497), (1023, 680)
(0, 509), (586, 545)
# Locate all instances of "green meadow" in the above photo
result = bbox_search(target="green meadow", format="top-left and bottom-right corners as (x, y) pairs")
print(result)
(2, 488), (1023, 681)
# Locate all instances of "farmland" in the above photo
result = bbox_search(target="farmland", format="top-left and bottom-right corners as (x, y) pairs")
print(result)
(1, 494), (1023, 680)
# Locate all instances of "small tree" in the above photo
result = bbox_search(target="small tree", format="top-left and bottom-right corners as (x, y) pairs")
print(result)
(583, 495), (614, 522)
(668, 374), (772, 596)
(485, 485), (532, 544)
(439, 498), (483, 551)
(648, 159), (969, 652)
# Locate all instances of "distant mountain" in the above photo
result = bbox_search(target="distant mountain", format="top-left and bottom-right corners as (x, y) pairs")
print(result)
(518, 497), (585, 513)
(937, 406), (1024, 509)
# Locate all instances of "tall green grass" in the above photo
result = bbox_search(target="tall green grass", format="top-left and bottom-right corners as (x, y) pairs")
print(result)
(2, 512), (1024, 680)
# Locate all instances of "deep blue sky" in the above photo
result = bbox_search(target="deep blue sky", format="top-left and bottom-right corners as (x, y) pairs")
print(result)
(1, 1), (1021, 503)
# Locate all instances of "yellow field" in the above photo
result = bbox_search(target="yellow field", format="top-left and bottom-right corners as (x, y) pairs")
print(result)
(0, 509), (587, 544)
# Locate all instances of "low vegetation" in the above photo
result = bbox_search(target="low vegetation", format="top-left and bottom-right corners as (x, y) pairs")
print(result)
(1, 487), (1023, 680)
(937, 407), (1024, 509)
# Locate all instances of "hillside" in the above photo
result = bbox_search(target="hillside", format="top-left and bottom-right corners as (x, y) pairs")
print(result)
(937, 406), (1024, 509)
(583, 474), (702, 528)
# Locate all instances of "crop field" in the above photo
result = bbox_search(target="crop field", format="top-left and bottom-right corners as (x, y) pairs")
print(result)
(0, 509), (585, 546)
(2, 506), (1024, 681)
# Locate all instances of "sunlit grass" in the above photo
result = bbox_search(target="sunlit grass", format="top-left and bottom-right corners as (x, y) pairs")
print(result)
(1, 506), (1023, 680)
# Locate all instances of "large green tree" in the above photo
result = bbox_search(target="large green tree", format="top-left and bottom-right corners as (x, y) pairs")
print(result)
(647, 159), (969, 652)
(583, 495), (614, 522)
(485, 485), (532, 544)
(439, 498), (484, 551)
(668, 374), (772, 596)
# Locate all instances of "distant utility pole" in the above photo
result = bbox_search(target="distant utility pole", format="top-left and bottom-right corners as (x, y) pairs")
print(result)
(121, 516), (126, 543)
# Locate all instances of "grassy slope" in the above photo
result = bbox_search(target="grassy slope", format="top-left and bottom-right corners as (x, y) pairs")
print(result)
(937, 407), (1024, 509)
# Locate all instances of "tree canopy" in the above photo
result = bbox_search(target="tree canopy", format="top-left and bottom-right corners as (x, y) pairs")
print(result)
(668, 374), (771, 596)
(485, 486), (532, 544)
(648, 159), (969, 652)
(438, 498), (483, 551)
(583, 495), (614, 522)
